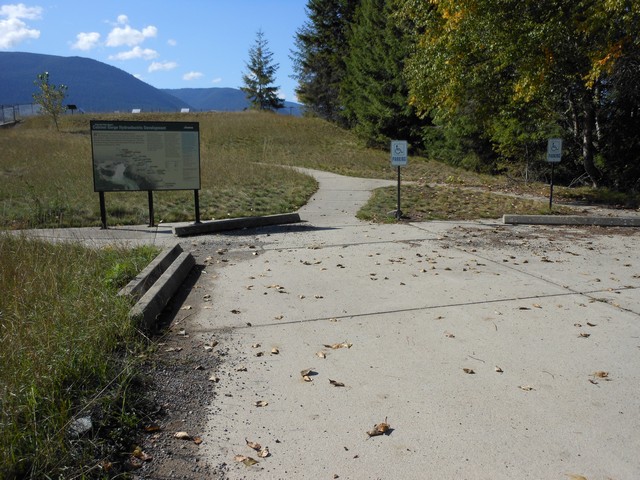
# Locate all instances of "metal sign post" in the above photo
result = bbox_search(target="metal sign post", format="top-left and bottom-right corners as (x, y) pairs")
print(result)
(390, 140), (408, 219)
(546, 138), (562, 209)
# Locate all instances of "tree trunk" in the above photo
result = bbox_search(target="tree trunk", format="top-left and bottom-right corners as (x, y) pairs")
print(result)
(581, 98), (600, 188)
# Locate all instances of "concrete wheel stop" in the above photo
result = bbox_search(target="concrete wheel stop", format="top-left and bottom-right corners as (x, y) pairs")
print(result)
(118, 243), (195, 330)
(503, 214), (640, 227)
(173, 212), (301, 237)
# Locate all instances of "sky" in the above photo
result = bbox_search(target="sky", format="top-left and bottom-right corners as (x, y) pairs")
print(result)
(0, 1), (309, 102)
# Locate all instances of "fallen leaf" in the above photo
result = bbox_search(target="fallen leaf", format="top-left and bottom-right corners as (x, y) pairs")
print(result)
(180, 305), (192, 310)
(174, 431), (192, 440)
(586, 322), (597, 327)
(593, 370), (609, 378)
(234, 455), (259, 466)
(144, 425), (162, 433)
(165, 347), (182, 353)
(463, 368), (475, 374)
(177, 329), (188, 336)
(565, 475), (588, 480)
(519, 385), (534, 391)
(324, 342), (352, 349)
(193, 436), (203, 445)
(255, 351), (264, 357)
(533, 304), (542, 309)
(316, 351), (326, 359)
(254, 400), (268, 407)
(444, 331), (455, 338)
(231, 309), (241, 314)
(258, 447), (270, 458)
(578, 332), (591, 338)
(245, 438), (261, 451)
(329, 379), (345, 387)
(251, 343), (261, 348)
(495, 366), (503, 373)
(271, 347), (279, 355)
(367, 418), (391, 437)
(132, 446), (153, 462)
(314, 294), (324, 299)
(209, 375), (220, 382)
(274, 315), (284, 320)
(236, 366), (248, 372)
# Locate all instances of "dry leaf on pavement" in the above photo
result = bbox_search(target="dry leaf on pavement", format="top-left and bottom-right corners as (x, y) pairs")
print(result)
(245, 439), (261, 451)
(463, 368), (475, 374)
(329, 379), (345, 387)
(366, 418), (391, 437)
(324, 342), (352, 349)
(258, 447), (270, 458)
(254, 400), (269, 407)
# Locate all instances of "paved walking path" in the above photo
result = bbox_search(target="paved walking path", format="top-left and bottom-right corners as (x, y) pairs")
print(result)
(177, 169), (639, 479)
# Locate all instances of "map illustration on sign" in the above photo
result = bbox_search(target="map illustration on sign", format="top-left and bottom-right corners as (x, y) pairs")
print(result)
(91, 121), (200, 192)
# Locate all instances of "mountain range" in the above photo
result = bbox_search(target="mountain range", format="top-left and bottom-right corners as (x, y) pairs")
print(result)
(0, 52), (301, 115)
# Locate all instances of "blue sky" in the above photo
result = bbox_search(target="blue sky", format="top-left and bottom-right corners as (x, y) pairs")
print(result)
(0, 1), (309, 101)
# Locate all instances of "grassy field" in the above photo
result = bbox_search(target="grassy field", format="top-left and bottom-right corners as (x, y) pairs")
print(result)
(0, 234), (158, 478)
(0, 110), (590, 230)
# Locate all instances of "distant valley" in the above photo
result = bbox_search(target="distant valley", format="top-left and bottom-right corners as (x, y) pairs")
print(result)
(0, 52), (301, 115)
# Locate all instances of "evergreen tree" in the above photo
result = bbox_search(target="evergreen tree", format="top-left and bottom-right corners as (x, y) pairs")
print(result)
(291, 0), (357, 123)
(241, 30), (284, 112)
(342, 0), (425, 147)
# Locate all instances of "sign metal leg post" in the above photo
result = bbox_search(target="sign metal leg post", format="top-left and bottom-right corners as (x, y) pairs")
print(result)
(148, 190), (155, 227)
(549, 163), (555, 210)
(194, 189), (201, 224)
(99, 191), (107, 229)
(396, 166), (402, 219)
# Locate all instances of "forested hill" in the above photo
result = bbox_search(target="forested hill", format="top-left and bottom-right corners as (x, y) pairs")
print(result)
(0, 52), (190, 112)
(0, 52), (302, 115)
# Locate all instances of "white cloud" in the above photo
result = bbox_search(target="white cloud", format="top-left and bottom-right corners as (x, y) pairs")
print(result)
(106, 22), (157, 47)
(116, 14), (128, 25)
(0, 3), (42, 49)
(0, 4), (42, 20)
(109, 46), (158, 60)
(148, 60), (177, 72)
(167, 38), (176, 47)
(211, 77), (222, 84)
(183, 71), (203, 81)
(71, 31), (100, 51)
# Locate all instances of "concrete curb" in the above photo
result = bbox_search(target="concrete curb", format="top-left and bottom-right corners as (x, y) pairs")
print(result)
(173, 212), (301, 237)
(118, 243), (184, 301)
(128, 251), (195, 331)
(117, 243), (195, 331)
(503, 214), (640, 227)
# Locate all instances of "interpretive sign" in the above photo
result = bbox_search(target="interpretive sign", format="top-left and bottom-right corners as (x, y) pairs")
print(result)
(90, 120), (200, 192)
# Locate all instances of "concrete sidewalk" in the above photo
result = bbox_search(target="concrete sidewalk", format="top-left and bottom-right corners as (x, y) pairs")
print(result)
(10, 169), (640, 479)
(166, 170), (640, 479)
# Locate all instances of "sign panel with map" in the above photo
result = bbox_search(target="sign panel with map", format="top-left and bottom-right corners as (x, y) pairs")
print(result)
(90, 120), (200, 192)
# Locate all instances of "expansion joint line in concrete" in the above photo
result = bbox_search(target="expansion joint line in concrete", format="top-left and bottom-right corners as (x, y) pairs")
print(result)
(236, 286), (638, 330)
(407, 222), (640, 318)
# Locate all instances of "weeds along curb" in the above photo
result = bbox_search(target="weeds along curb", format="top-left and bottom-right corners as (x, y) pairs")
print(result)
(503, 214), (640, 227)
(119, 243), (195, 331)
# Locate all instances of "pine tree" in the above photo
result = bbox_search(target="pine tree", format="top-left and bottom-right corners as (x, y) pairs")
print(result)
(342, 0), (424, 147)
(240, 30), (284, 112)
(291, 0), (357, 123)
